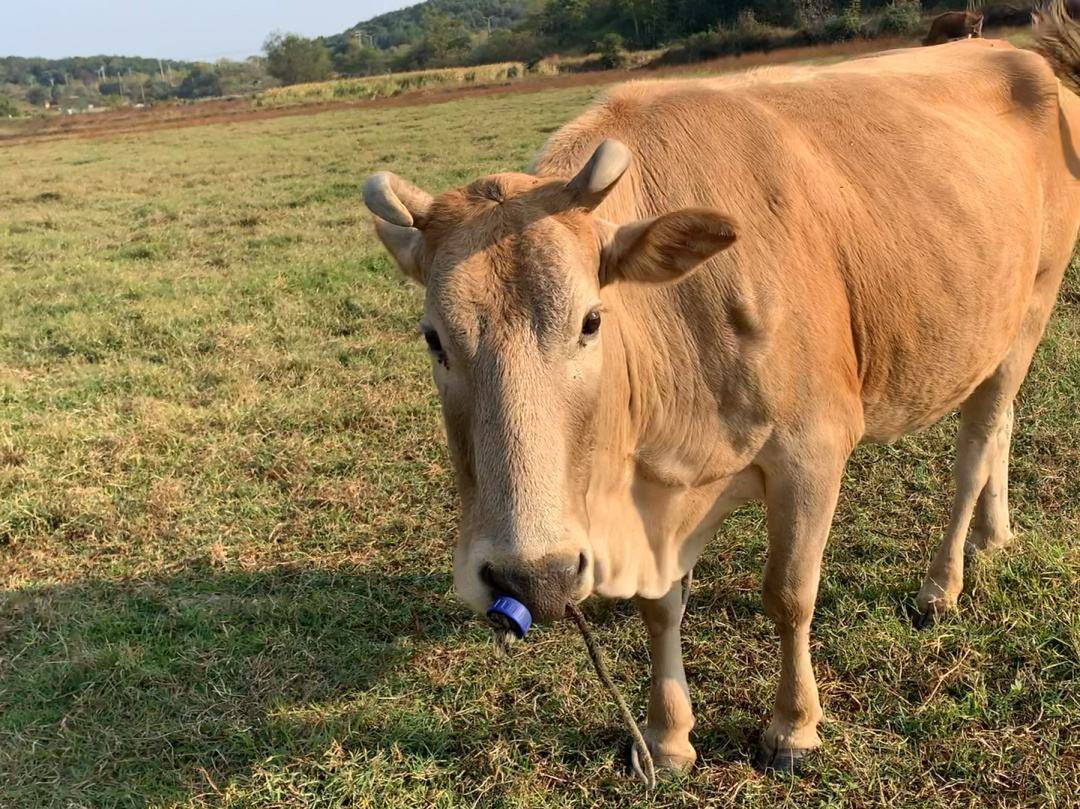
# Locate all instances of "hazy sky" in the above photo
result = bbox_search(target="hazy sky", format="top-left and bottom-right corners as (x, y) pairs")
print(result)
(1, 0), (413, 61)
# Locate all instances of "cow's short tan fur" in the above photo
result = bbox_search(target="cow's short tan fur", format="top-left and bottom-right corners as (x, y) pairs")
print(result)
(366, 37), (1080, 771)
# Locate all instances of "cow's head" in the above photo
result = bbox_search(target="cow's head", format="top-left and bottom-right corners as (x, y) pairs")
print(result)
(363, 140), (736, 623)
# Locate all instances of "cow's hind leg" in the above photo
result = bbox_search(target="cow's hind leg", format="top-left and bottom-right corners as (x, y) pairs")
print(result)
(916, 284), (1056, 620)
(967, 402), (1014, 553)
(631, 578), (696, 776)
(916, 385), (1014, 620)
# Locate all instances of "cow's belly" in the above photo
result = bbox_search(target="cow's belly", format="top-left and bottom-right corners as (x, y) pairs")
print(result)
(836, 132), (1046, 442)
(861, 362), (998, 443)
(857, 269), (1035, 443)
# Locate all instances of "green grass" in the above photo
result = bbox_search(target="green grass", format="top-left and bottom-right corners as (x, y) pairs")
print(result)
(0, 76), (1078, 808)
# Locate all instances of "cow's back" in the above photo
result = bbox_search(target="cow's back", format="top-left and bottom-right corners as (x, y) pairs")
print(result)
(534, 40), (1080, 442)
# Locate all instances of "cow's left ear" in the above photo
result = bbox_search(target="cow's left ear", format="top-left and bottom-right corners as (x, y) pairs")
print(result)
(597, 208), (737, 286)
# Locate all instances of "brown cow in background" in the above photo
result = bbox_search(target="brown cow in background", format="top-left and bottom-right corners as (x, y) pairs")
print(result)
(924, 10), (984, 44)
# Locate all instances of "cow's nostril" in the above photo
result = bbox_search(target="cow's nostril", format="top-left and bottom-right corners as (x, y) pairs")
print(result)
(577, 552), (588, 577)
(480, 563), (498, 592)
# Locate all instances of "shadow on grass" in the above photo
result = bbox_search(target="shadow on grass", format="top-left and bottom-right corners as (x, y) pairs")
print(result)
(1, 554), (789, 805)
(0, 563), (490, 805)
(1, 561), (689, 806)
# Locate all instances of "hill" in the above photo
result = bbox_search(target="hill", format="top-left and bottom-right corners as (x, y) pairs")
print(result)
(328, 0), (530, 51)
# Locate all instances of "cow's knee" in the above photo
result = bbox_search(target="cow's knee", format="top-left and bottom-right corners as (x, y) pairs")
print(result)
(761, 573), (814, 630)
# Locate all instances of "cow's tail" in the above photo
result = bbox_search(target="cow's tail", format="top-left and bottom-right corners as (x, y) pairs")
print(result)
(1034, 0), (1080, 90)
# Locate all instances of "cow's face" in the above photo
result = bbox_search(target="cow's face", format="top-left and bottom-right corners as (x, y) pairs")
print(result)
(363, 141), (736, 623)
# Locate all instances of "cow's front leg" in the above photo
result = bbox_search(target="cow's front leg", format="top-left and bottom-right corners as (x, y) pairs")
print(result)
(631, 577), (696, 776)
(755, 454), (845, 773)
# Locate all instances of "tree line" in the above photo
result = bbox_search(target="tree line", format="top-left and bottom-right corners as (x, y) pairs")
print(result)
(0, 56), (273, 113)
(0, 0), (986, 113)
(261, 0), (990, 84)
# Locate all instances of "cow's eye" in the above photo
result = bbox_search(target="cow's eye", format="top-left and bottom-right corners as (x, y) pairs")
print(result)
(581, 310), (601, 338)
(422, 328), (443, 354)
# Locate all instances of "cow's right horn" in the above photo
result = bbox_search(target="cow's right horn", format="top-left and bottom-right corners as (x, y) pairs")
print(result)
(566, 139), (632, 210)
(362, 172), (433, 229)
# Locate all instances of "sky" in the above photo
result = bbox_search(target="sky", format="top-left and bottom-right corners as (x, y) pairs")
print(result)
(0, 0), (413, 61)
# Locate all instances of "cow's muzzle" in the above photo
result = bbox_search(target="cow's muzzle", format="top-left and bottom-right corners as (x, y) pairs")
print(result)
(480, 552), (588, 623)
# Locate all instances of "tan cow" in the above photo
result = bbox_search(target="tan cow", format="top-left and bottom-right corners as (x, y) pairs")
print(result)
(362, 11), (1080, 778)
(923, 10), (984, 46)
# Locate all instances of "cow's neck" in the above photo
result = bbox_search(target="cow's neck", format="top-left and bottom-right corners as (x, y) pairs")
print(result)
(584, 279), (766, 600)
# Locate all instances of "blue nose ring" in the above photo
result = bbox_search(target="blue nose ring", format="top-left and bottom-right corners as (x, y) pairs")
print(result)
(487, 595), (532, 638)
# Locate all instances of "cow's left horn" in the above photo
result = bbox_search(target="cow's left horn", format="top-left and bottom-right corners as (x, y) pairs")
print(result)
(362, 172), (433, 228)
(566, 139), (631, 210)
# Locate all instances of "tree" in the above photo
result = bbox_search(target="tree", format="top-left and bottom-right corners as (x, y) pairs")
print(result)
(596, 32), (627, 67)
(338, 40), (388, 75)
(26, 86), (48, 106)
(264, 33), (334, 85)
(144, 79), (176, 102)
(176, 65), (222, 99)
(538, 0), (588, 42)
(469, 29), (547, 64)
(215, 58), (273, 94)
(619, 0), (668, 47)
(793, 0), (831, 27)
(0, 94), (17, 117)
(404, 11), (473, 67)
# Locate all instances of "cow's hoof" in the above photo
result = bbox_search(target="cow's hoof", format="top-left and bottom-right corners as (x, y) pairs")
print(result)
(625, 740), (694, 782)
(753, 740), (811, 775)
(913, 597), (958, 629)
(913, 609), (937, 630)
(966, 528), (1012, 555)
(915, 580), (958, 628)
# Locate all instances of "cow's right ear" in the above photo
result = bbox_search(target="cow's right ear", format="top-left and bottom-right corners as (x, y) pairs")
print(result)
(597, 208), (737, 286)
(363, 172), (433, 286)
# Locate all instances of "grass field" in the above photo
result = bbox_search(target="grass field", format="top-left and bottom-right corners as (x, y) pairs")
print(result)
(256, 62), (561, 107)
(0, 67), (1078, 808)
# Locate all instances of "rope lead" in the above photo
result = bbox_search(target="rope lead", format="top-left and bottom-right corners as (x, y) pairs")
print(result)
(567, 603), (657, 789)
